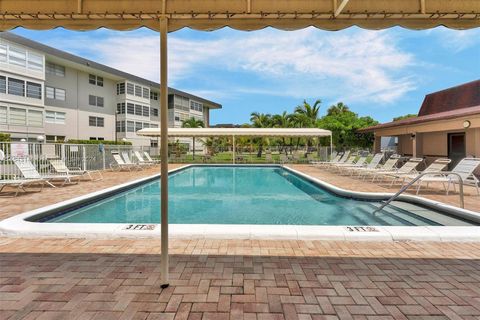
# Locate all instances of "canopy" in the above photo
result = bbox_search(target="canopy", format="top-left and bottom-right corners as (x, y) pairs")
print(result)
(1, 0), (479, 32)
(138, 127), (332, 137)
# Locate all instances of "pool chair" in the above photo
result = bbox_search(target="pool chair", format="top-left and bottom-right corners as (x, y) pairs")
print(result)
(143, 152), (161, 164)
(310, 152), (342, 166)
(329, 154), (364, 172)
(313, 150), (351, 167)
(122, 152), (149, 169)
(371, 157), (424, 185)
(49, 159), (103, 181)
(345, 153), (384, 176)
(0, 179), (45, 197)
(391, 158), (451, 187)
(13, 157), (77, 187)
(133, 151), (155, 167)
(110, 153), (140, 171)
(355, 154), (402, 180)
(327, 153), (358, 171)
(413, 158), (480, 195)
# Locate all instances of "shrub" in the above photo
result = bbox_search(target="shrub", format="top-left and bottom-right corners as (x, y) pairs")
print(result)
(0, 133), (11, 142)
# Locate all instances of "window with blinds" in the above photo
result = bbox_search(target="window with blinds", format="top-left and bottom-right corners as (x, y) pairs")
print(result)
(8, 78), (25, 96)
(8, 46), (26, 67)
(26, 82), (42, 99)
(28, 52), (44, 72)
(0, 106), (7, 124)
(28, 110), (43, 127)
(9, 107), (27, 125)
(0, 43), (6, 62)
(0, 76), (5, 94)
(46, 62), (65, 77)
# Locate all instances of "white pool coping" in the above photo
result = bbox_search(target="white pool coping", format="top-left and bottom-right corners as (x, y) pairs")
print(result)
(0, 164), (479, 242)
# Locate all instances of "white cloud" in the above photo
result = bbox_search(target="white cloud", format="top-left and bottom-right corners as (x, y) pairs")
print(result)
(429, 28), (480, 53)
(40, 28), (417, 105)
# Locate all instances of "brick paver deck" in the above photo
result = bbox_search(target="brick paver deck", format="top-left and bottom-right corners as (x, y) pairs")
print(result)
(1, 163), (479, 319)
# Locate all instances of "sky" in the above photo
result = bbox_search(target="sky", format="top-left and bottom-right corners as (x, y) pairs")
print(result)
(11, 26), (480, 125)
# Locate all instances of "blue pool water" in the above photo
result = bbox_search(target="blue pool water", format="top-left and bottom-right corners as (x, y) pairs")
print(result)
(44, 166), (475, 226)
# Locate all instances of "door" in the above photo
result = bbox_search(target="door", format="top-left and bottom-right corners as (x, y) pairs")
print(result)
(448, 133), (466, 170)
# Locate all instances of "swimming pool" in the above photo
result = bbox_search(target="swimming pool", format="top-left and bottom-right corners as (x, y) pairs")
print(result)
(40, 166), (476, 226)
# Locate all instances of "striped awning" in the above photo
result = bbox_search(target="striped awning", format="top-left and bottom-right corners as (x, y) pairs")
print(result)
(1, 0), (479, 32)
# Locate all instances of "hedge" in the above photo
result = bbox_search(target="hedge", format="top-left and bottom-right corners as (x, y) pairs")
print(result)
(0, 133), (11, 142)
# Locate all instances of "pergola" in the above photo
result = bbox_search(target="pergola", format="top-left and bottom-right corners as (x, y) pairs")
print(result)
(138, 127), (333, 163)
(3, 0), (479, 287)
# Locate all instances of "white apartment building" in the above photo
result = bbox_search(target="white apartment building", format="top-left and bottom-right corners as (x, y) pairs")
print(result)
(0, 32), (222, 148)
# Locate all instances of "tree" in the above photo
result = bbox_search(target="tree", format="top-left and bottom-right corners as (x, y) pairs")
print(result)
(181, 117), (205, 160)
(393, 114), (417, 121)
(327, 102), (350, 116)
(294, 99), (321, 127)
(250, 112), (272, 157)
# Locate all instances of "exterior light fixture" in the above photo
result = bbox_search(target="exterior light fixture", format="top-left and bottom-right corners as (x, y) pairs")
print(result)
(410, 133), (416, 140)
(36, 135), (45, 143)
(20, 138), (27, 142)
(463, 120), (471, 129)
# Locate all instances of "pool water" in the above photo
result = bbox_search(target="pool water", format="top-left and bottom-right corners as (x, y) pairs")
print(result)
(45, 166), (476, 226)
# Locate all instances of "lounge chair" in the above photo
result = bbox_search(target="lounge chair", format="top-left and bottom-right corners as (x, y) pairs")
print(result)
(413, 158), (480, 195)
(133, 151), (155, 167)
(13, 157), (76, 187)
(313, 151), (351, 167)
(0, 179), (45, 197)
(122, 152), (149, 169)
(49, 158), (103, 181)
(354, 154), (401, 180)
(329, 154), (362, 172)
(310, 152), (343, 166)
(392, 158), (451, 186)
(371, 157), (424, 185)
(143, 152), (161, 164)
(110, 153), (140, 171)
(345, 153), (384, 176)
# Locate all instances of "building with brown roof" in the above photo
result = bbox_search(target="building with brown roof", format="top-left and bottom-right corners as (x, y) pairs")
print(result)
(359, 80), (480, 171)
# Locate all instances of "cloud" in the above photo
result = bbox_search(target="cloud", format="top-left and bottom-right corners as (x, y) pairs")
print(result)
(34, 27), (417, 105)
(429, 28), (480, 53)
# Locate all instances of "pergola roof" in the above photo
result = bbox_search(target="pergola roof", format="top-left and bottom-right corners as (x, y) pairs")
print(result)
(1, 0), (479, 32)
(138, 127), (332, 137)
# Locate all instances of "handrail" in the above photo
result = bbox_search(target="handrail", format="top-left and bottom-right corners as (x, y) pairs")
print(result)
(373, 171), (465, 213)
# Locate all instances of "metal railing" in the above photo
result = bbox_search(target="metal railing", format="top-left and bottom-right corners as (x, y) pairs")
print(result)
(373, 171), (465, 213)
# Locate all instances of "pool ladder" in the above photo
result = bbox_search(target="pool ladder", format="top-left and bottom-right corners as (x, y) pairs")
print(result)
(373, 171), (465, 214)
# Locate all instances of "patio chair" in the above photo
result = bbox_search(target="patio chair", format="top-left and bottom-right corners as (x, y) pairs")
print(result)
(110, 153), (139, 171)
(371, 157), (424, 185)
(49, 158), (103, 181)
(0, 179), (45, 197)
(122, 152), (149, 169)
(413, 158), (480, 195)
(13, 157), (77, 187)
(143, 152), (161, 164)
(133, 151), (155, 167)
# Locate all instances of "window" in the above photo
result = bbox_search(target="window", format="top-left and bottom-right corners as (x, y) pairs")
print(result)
(150, 140), (158, 148)
(127, 121), (135, 132)
(143, 122), (150, 128)
(190, 100), (203, 112)
(126, 83), (134, 95)
(89, 137), (104, 141)
(89, 116), (104, 127)
(89, 74), (104, 87)
(135, 85), (142, 97)
(28, 53), (43, 71)
(9, 107), (27, 125)
(142, 87), (149, 99)
(0, 76), (5, 94)
(8, 78), (25, 96)
(45, 111), (66, 124)
(0, 106), (7, 124)
(150, 91), (158, 100)
(135, 122), (143, 132)
(127, 103), (135, 114)
(89, 95), (104, 107)
(46, 135), (65, 142)
(46, 62), (65, 77)
(116, 83), (125, 95)
(150, 123), (158, 128)
(26, 82), (42, 99)
(142, 106), (149, 117)
(45, 86), (65, 101)
(0, 43), (6, 62)
(152, 108), (158, 117)
(28, 110), (43, 127)
(116, 120), (125, 132)
(135, 104), (142, 116)
(116, 102), (125, 114)
(8, 46), (26, 67)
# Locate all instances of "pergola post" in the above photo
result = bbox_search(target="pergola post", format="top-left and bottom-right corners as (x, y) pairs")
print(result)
(159, 16), (169, 288)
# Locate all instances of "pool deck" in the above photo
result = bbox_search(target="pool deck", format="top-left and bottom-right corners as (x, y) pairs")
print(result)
(1, 164), (480, 319)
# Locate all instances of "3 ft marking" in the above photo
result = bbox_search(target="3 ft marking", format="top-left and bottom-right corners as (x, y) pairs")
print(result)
(124, 224), (156, 231)
(346, 226), (378, 232)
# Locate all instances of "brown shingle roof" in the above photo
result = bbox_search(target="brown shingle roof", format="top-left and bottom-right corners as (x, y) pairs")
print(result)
(418, 80), (480, 116)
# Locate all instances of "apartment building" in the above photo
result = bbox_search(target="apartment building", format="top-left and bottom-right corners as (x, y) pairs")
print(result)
(0, 32), (221, 147)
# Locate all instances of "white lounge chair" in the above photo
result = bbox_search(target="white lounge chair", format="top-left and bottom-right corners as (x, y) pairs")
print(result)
(143, 152), (161, 164)
(49, 159), (103, 181)
(0, 179), (45, 197)
(13, 157), (76, 187)
(110, 153), (139, 171)
(314, 151), (351, 168)
(354, 154), (401, 180)
(346, 153), (384, 176)
(372, 158), (423, 185)
(310, 152), (343, 166)
(133, 151), (155, 167)
(122, 151), (149, 169)
(329, 154), (363, 172)
(394, 158), (451, 186)
(414, 158), (480, 195)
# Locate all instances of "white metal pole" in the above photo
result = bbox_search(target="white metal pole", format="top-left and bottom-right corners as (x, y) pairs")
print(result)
(159, 17), (169, 288)
(330, 134), (333, 159)
(232, 135), (236, 164)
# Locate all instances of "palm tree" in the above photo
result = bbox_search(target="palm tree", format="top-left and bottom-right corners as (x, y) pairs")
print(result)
(327, 102), (350, 116)
(272, 111), (294, 152)
(182, 117), (205, 160)
(250, 112), (272, 157)
(294, 99), (321, 127)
